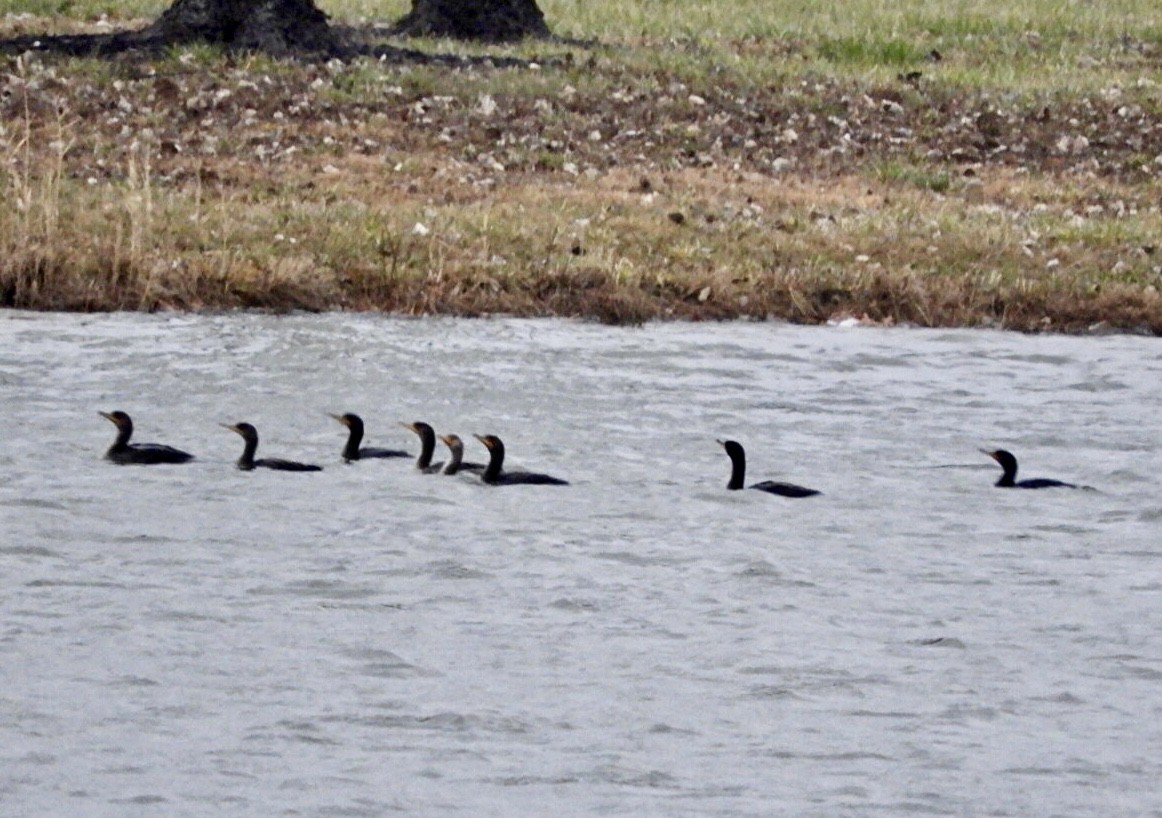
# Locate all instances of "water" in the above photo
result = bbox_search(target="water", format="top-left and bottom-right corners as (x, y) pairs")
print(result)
(1, 311), (1160, 817)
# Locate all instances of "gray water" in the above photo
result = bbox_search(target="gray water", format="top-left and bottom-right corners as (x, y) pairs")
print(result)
(1, 311), (1160, 817)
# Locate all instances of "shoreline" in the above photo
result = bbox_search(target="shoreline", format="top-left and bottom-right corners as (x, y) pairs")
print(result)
(3, 301), (1157, 336)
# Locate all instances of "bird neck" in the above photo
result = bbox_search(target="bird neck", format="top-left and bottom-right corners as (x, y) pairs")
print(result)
(726, 449), (745, 490)
(237, 436), (258, 470)
(109, 423), (133, 451)
(443, 443), (463, 474)
(482, 442), (504, 483)
(342, 426), (363, 461)
(415, 428), (435, 469)
(996, 457), (1017, 487)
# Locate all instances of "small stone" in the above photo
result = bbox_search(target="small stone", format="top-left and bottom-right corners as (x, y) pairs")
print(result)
(477, 94), (497, 116)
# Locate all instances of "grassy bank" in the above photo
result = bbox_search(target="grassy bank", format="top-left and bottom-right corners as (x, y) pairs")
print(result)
(2, 0), (1161, 331)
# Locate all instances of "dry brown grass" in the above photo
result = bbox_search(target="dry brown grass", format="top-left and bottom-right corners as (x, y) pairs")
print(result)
(1, 28), (1160, 331)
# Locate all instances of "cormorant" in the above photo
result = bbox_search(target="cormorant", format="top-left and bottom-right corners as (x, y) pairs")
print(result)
(99, 410), (194, 465)
(401, 421), (444, 473)
(439, 434), (486, 475)
(982, 449), (1079, 489)
(473, 434), (569, 486)
(718, 439), (819, 498)
(223, 423), (322, 472)
(331, 413), (409, 462)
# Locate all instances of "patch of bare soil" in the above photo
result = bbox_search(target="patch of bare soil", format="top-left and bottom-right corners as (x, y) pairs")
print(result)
(5, 50), (1157, 189)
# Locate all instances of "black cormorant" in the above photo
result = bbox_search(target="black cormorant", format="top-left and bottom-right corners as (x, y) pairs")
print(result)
(439, 434), (486, 475)
(99, 410), (194, 465)
(982, 449), (1079, 489)
(473, 434), (569, 486)
(718, 439), (819, 498)
(402, 422), (444, 473)
(223, 423), (322, 472)
(331, 413), (409, 462)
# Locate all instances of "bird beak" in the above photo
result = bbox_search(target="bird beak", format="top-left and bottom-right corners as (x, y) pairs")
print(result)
(329, 413), (348, 426)
(400, 422), (417, 433)
(473, 434), (489, 446)
(980, 449), (999, 461)
(715, 439), (725, 447)
(440, 436), (454, 446)
(220, 423), (240, 434)
(99, 411), (115, 423)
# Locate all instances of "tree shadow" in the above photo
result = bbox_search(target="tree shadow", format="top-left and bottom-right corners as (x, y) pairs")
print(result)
(0, 18), (596, 66)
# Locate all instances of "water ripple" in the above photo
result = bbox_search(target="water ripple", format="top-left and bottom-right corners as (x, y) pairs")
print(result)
(1, 313), (1159, 817)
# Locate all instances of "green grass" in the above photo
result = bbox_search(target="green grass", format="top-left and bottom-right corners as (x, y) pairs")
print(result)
(874, 161), (954, 194)
(817, 36), (928, 66)
(5, 0), (1159, 93)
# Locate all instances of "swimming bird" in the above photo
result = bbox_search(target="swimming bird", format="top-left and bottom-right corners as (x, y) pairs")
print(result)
(473, 434), (569, 486)
(223, 422), (322, 472)
(439, 434), (486, 475)
(718, 439), (820, 498)
(401, 421), (444, 473)
(981, 449), (1078, 489)
(331, 413), (409, 462)
(99, 410), (194, 465)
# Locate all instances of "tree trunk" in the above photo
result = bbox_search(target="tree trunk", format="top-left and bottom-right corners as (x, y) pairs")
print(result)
(145, 0), (343, 56)
(390, 0), (551, 42)
(0, 0), (554, 58)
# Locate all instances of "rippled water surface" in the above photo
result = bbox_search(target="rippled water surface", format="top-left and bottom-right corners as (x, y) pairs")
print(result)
(2, 311), (1160, 816)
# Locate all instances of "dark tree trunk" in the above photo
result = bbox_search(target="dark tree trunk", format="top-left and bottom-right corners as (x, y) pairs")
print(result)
(390, 0), (551, 42)
(145, 0), (343, 56)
